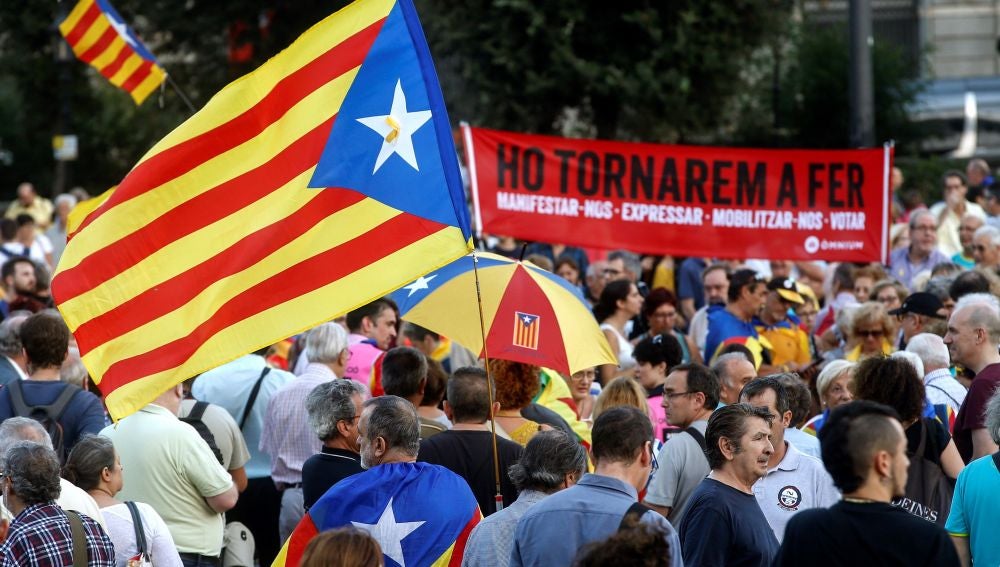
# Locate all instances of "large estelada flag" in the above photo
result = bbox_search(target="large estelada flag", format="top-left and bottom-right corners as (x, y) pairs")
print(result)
(52, 0), (474, 420)
(276, 462), (480, 566)
(58, 0), (166, 105)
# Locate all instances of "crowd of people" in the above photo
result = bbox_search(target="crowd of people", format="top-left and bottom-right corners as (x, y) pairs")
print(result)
(0, 162), (997, 567)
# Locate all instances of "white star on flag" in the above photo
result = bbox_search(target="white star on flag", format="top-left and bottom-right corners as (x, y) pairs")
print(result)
(357, 79), (432, 174)
(352, 497), (424, 567)
(107, 14), (138, 48)
(402, 274), (436, 297)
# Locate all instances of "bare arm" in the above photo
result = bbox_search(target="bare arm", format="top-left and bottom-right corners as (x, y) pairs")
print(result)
(685, 334), (703, 365)
(971, 428), (999, 461)
(939, 439), (965, 480)
(229, 466), (248, 493)
(679, 298), (696, 322)
(205, 483), (238, 513)
(643, 501), (671, 519)
(951, 536), (970, 567)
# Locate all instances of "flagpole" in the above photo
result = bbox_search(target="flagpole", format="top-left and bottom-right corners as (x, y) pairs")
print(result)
(471, 247), (504, 513)
(165, 73), (197, 114)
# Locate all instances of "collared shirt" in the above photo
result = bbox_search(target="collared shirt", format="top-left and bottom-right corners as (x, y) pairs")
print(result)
(924, 368), (967, 415)
(102, 403), (233, 556)
(462, 490), (546, 567)
(752, 442), (840, 542)
(3, 356), (27, 382)
(888, 246), (950, 290)
(260, 363), (336, 485)
(783, 427), (821, 459)
(0, 503), (114, 567)
(193, 354), (295, 478)
(510, 473), (684, 567)
(302, 447), (364, 510)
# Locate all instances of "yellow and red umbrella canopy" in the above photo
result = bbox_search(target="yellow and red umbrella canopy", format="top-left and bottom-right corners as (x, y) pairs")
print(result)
(390, 252), (615, 374)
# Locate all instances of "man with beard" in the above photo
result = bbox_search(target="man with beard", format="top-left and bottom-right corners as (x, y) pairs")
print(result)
(775, 401), (959, 565)
(0, 256), (36, 318)
(704, 269), (772, 368)
(678, 403), (779, 566)
(278, 396), (480, 566)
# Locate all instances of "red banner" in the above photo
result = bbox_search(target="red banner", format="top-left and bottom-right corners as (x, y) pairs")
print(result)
(463, 126), (892, 263)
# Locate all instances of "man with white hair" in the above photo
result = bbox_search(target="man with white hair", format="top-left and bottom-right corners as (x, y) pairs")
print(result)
(907, 333), (967, 419)
(260, 321), (352, 543)
(971, 224), (1000, 271)
(944, 293), (1000, 462)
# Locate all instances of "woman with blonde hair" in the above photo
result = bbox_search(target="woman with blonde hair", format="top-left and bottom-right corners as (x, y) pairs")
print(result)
(845, 301), (896, 361)
(592, 376), (650, 421)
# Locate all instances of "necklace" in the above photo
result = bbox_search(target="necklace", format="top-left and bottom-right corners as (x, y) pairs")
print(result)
(842, 496), (878, 504)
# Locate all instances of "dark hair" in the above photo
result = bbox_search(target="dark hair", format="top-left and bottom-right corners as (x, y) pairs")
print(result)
(489, 360), (540, 410)
(19, 312), (69, 368)
(63, 434), (116, 492)
(1, 256), (33, 282)
(632, 333), (683, 372)
(402, 322), (439, 343)
(949, 270), (992, 301)
(819, 401), (902, 493)
(2, 441), (62, 506)
(670, 363), (720, 410)
(14, 213), (34, 228)
(831, 263), (856, 294)
(705, 403), (773, 470)
(345, 298), (397, 333)
(591, 406), (652, 465)
(573, 522), (671, 567)
(508, 430), (588, 494)
(641, 288), (678, 320)
(701, 262), (730, 282)
(362, 396), (420, 456)
(774, 375), (813, 428)
(420, 360), (447, 407)
(852, 356), (925, 423)
(0, 219), (15, 241)
(380, 347), (427, 399)
(445, 368), (494, 423)
(727, 269), (763, 303)
(299, 526), (383, 567)
(554, 255), (580, 276)
(943, 169), (967, 186)
(593, 279), (634, 322)
(739, 376), (790, 416)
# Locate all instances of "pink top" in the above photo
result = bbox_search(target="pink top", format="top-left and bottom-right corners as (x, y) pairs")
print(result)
(647, 393), (668, 442)
(344, 333), (383, 388)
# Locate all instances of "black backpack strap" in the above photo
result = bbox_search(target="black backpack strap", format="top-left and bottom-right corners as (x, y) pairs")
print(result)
(238, 367), (270, 430)
(6, 379), (30, 416)
(618, 502), (652, 531)
(125, 501), (148, 557)
(926, 383), (962, 409)
(684, 427), (707, 451)
(7, 381), (80, 421)
(187, 401), (209, 422)
(66, 510), (89, 567)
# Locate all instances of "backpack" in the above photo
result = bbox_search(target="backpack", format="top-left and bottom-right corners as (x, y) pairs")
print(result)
(7, 380), (80, 462)
(891, 419), (954, 526)
(179, 401), (225, 466)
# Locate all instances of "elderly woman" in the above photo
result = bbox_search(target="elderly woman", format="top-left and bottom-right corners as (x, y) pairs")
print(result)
(869, 279), (908, 311)
(593, 279), (644, 382)
(63, 435), (182, 566)
(490, 360), (548, 446)
(845, 301), (896, 361)
(562, 366), (598, 424)
(639, 288), (702, 364)
(802, 360), (856, 436)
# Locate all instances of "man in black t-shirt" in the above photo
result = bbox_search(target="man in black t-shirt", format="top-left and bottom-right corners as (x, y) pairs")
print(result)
(417, 367), (523, 516)
(300, 379), (366, 510)
(775, 401), (960, 566)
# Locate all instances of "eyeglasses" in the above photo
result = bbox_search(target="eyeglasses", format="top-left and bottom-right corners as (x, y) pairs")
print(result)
(603, 268), (622, 277)
(663, 391), (694, 400)
(973, 244), (989, 252)
(912, 225), (936, 233)
(856, 329), (884, 338)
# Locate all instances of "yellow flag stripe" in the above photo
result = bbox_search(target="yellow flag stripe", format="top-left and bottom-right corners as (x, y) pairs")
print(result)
(59, 0), (96, 37)
(100, 226), (471, 418)
(130, 65), (166, 104)
(71, 14), (110, 57)
(108, 52), (143, 86)
(91, 37), (127, 71)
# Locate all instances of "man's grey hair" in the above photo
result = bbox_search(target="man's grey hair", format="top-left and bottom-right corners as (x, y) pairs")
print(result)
(0, 417), (53, 457)
(923, 276), (955, 303)
(305, 379), (365, 442)
(54, 193), (77, 209)
(61, 347), (88, 388)
(607, 250), (641, 281)
(954, 292), (1000, 344)
(362, 395), (419, 457)
(304, 322), (349, 364)
(909, 209), (936, 231)
(508, 430), (587, 494)
(2, 441), (61, 505)
(890, 351), (924, 378)
(986, 388), (1000, 445)
(906, 333), (951, 369)
(973, 225), (1000, 247)
(711, 352), (752, 387)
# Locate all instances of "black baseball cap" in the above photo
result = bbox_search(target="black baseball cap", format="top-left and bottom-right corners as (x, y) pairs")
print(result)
(887, 292), (946, 319)
(766, 278), (804, 304)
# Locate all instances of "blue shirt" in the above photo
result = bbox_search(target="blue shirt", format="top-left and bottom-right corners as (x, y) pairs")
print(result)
(704, 305), (768, 365)
(510, 473), (683, 567)
(946, 454), (1000, 566)
(678, 478), (779, 567)
(463, 490), (546, 567)
(888, 246), (950, 290)
(0, 380), (106, 457)
(193, 354), (295, 478)
(678, 257), (707, 309)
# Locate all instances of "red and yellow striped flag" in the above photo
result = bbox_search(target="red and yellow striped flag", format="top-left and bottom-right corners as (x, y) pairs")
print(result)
(53, 0), (473, 420)
(58, 0), (166, 105)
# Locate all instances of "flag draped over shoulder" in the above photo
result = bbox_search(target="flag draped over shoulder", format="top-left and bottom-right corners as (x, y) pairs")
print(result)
(53, 0), (474, 421)
(276, 462), (480, 567)
(58, 0), (166, 104)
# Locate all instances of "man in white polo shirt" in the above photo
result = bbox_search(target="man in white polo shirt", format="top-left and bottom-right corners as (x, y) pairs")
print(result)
(741, 375), (839, 542)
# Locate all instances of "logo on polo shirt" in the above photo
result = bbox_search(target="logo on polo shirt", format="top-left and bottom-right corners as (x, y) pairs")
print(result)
(778, 485), (802, 511)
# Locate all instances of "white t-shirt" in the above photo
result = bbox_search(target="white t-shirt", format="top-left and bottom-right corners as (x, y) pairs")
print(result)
(102, 501), (183, 567)
(752, 442), (840, 542)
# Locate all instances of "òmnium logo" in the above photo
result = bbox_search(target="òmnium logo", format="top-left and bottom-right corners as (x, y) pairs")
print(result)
(804, 236), (820, 254)
(778, 485), (802, 511)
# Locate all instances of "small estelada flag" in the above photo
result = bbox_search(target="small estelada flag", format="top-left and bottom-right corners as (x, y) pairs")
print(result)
(58, 0), (166, 105)
(513, 311), (540, 350)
